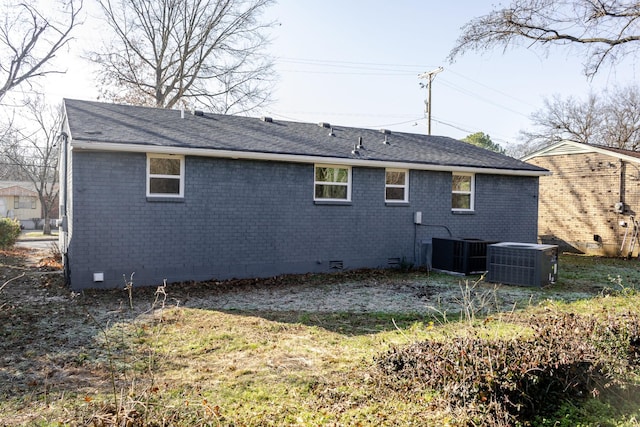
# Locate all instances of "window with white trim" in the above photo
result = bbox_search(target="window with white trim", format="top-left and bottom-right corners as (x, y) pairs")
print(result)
(452, 173), (474, 211)
(147, 154), (184, 197)
(314, 164), (351, 201)
(385, 169), (408, 202)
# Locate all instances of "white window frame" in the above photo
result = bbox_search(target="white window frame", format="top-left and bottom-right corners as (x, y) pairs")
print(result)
(314, 164), (352, 202)
(385, 168), (409, 203)
(452, 172), (475, 211)
(146, 153), (185, 198)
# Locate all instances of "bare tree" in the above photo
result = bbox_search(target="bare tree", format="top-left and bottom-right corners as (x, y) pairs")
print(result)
(0, 0), (82, 102)
(515, 86), (640, 156)
(1, 97), (60, 234)
(0, 116), (28, 180)
(448, 0), (640, 78)
(91, 0), (275, 113)
(601, 86), (640, 150)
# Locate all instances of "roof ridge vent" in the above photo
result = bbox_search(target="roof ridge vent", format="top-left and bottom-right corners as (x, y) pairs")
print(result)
(318, 122), (331, 128)
(379, 129), (391, 135)
(261, 116), (273, 123)
(192, 110), (204, 116)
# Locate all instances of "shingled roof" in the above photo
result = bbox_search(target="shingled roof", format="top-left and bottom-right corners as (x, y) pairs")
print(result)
(0, 185), (37, 197)
(64, 99), (548, 176)
(522, 140), (640, 164)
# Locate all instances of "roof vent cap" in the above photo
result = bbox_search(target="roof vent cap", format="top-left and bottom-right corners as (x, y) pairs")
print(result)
(261, 116), (273, 123)
(318, 122), (331, 128)
(379, 129), (391, 135)
(192, 110), (204, 116)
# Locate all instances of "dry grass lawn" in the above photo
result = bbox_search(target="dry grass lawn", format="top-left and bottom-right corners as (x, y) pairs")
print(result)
(1, 247), (640, 426)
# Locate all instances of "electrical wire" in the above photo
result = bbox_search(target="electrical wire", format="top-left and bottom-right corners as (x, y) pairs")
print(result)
(271, 56), (532, 139)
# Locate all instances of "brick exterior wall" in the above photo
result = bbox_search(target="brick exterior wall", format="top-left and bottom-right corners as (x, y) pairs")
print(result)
(527, 152), (640, 256)
(65, 151), (540, 289)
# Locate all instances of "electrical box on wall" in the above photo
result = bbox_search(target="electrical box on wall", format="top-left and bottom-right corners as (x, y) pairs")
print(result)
(614, 202), (624, 213)
(414, 211), (422, 224)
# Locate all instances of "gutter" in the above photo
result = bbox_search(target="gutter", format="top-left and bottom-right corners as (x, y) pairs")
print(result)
(70, 141), (551, 177)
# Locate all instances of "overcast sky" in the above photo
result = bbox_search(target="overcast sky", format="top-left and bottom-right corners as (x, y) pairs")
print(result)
(43, 0), (638, 149)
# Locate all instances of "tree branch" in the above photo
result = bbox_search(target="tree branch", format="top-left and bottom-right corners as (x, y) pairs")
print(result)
(448, 0), (640, 78)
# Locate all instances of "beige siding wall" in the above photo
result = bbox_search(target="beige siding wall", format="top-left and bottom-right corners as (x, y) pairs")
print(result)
(527, 152), (640, 256)
(0, 195), (41, 221)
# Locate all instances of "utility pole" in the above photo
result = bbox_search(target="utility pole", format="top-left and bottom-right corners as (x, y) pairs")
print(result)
(418, 66), (443, 135)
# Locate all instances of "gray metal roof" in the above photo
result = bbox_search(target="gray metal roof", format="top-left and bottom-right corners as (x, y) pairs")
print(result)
(64, 99), (547, 174)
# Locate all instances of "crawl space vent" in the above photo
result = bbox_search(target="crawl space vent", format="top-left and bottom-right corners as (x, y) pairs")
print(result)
(329, 260), (344, 270)
(387, 257), (401, 267)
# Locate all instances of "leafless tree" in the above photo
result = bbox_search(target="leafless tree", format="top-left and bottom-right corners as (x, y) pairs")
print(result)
(601, 86), (640, 150)
(0, 0), (82, 102)
(91, 0), (276, 113)
(1, 97), (60, 234)
(513, 86), (640, 156)
(0, 115), (27, 180)
(448, 0), (640, 78)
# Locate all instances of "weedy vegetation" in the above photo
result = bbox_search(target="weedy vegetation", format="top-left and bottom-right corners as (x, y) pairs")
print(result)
(0, 218), (21, 249)
(1, 248), (639, 426)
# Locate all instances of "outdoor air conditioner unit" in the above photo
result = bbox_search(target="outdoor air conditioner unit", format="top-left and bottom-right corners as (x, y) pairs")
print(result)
(432, 237), (497, 275)
(486, 242), (558, 287)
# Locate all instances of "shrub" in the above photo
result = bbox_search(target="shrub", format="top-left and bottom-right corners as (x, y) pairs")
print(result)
(375, 312), (640, 425)
(0, 218), (21, 248)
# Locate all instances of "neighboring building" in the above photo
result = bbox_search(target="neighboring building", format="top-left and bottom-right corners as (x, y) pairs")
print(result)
(523, 140), (640, 256)
(0, 181), (59, 229)
(0, 182), (40, 229)
(59, 99), (549, 290)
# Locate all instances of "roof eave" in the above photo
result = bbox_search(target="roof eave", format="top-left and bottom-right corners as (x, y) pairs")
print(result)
(71, 140), (550, 177)
(522, 140), (640, 164)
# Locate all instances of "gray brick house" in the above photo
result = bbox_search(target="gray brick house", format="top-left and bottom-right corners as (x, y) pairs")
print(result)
(59, 99), (548, 289)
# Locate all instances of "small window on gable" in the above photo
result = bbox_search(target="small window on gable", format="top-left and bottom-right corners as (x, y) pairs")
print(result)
(385, 169), (408, 202)
(314, 164), (351, 201)
(452, 172), (474, 211)
(147, 154), (184, 197)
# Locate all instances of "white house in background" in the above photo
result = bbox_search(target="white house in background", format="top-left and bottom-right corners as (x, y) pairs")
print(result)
(0, 181), (52, 229)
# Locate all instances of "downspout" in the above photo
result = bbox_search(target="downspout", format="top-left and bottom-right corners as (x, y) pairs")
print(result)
(58, 131), (70, 285)
(619, 159), (625, 208)
(619, 159), (626, 257)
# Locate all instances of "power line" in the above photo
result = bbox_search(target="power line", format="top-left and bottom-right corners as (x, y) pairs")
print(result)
(278, 69), (416, 77)
(446, 69), (538, 109)
(276, 57), (431, 70)
(438, 78), (530, 118)
(272, 56), (533, 138)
